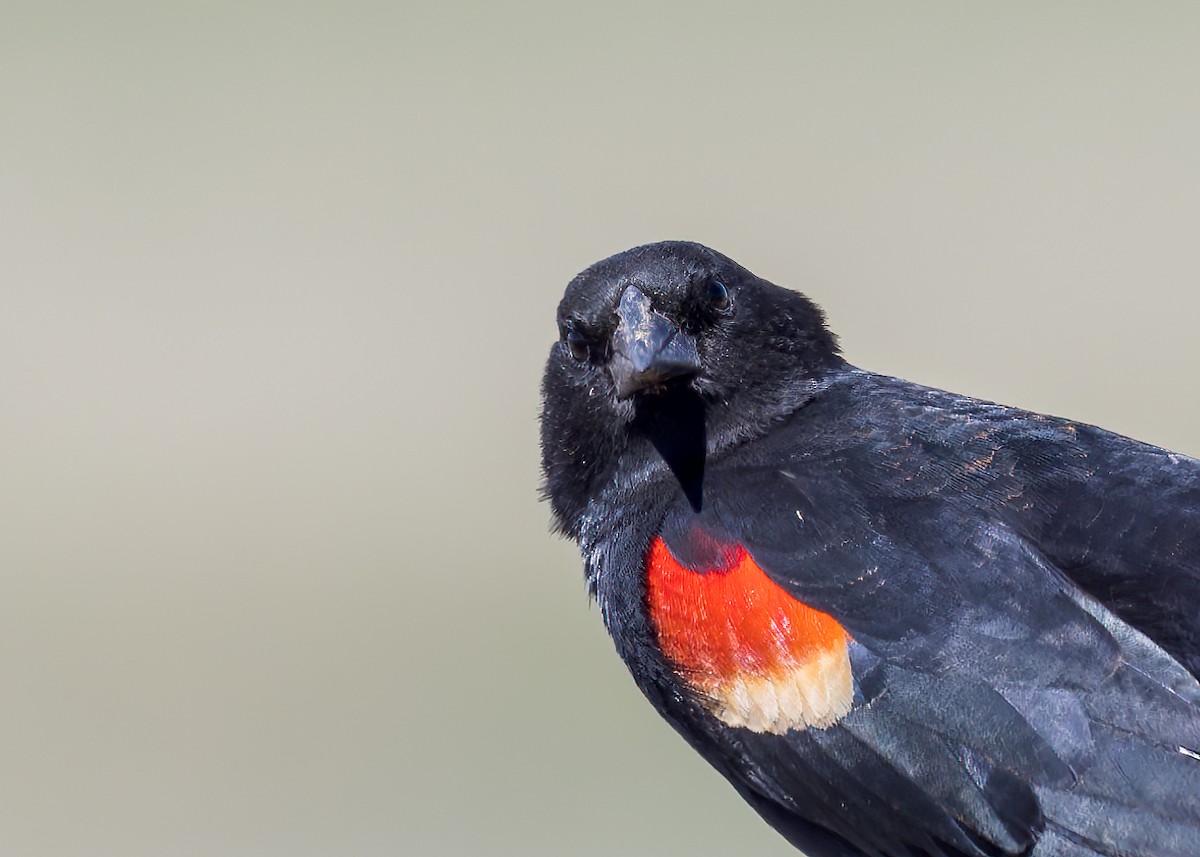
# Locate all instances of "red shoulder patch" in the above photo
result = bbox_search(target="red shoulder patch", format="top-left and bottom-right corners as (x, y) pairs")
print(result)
(646, 535), (853, 733)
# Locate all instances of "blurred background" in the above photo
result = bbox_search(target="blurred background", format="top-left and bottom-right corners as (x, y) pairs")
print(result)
(2, 3), (1198, 855)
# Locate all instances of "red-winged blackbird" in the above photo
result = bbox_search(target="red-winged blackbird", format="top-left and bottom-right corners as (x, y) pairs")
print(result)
(540, 242), (1200, 857)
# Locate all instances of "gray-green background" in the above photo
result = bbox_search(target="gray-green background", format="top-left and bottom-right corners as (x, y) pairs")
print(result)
(3, 3), (1198, 856)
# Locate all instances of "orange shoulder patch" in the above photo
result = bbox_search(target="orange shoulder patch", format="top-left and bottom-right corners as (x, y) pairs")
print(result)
(646, 536), (853, 734)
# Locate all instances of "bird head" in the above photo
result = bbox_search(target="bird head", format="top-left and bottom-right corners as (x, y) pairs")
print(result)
(540, 241), (840, 534)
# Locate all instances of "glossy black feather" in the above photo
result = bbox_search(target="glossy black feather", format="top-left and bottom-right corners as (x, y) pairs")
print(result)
(541, 242), (1200, 857)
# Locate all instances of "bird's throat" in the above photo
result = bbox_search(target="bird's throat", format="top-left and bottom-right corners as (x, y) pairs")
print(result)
(633, 387), (706, 512)
(646, 536), (853, 734)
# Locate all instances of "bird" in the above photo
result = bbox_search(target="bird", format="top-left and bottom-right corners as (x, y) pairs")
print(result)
(539, 241), (1200, 857)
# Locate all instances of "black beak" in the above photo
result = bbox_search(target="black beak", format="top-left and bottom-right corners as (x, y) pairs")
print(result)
(609, 286), (701, 399)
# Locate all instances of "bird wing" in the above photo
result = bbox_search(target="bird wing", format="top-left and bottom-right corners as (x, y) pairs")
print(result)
(808, 373), (1200, 675)
(656, 427), (1200, 857)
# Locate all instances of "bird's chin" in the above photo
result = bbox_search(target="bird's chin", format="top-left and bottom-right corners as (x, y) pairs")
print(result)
(610, 376), (713, 429)
(612, 367), (699, 401)
(625, 374), (702, 404)
(628, 378), (680, 399)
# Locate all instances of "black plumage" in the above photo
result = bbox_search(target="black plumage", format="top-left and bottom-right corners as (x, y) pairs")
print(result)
(540, 241), (1200, 857)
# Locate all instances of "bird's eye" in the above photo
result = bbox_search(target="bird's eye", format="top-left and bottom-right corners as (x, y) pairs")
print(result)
(565, 330), (590, 361)
(708, 280), (731, 312)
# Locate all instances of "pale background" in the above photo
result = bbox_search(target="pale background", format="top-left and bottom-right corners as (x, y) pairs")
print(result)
(2, 3), (1198, 856)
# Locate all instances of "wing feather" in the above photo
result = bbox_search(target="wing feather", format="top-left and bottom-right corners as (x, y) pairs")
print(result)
(657, 438), (1200, 856)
